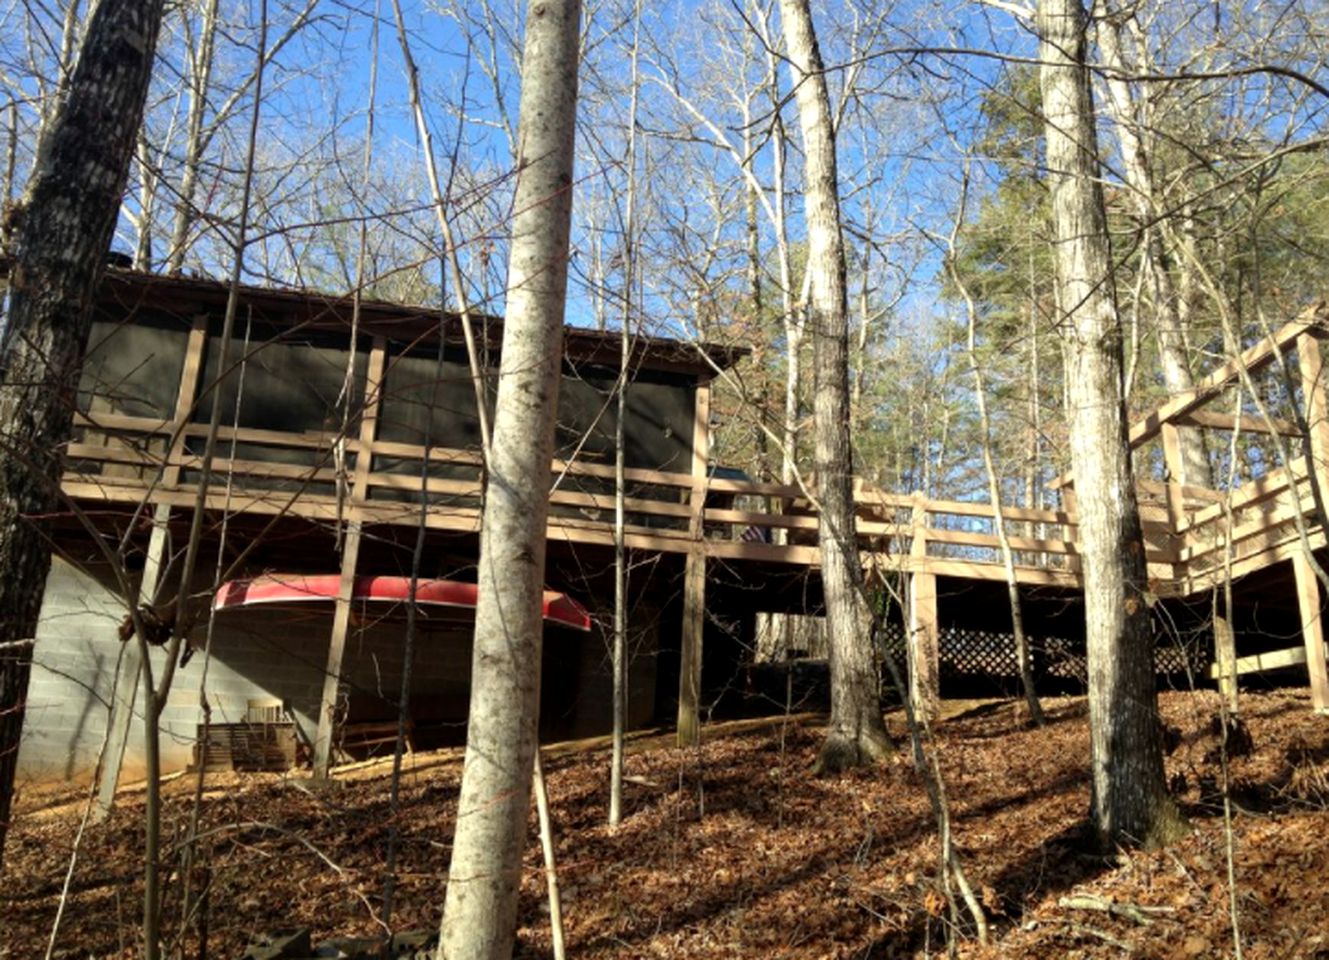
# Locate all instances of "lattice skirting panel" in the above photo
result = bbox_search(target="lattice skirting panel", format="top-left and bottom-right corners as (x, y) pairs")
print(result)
(884, 625), (1208, 697)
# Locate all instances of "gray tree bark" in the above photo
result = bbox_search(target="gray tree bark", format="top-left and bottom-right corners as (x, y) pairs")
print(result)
(0, 0), (165, 865)
(1036, 0), (1185, 848)
(165, 0), (221, 274)
(438, 1), (582, 957)
(778, 0), (893, 773)
(1095, 3), (1211, 488)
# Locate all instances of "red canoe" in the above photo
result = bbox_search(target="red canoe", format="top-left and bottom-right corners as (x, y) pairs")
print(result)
(213, 574), (592, 632)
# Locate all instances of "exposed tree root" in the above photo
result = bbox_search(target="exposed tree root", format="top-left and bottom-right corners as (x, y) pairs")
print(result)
(813, 727), (895, 776)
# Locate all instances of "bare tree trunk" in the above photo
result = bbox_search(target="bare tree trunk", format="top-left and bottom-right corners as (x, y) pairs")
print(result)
(40, 0), (86, 138)
(762, 30), (800, 490)
(1036, 0), (1184, 849)
(1095, 3), (1211, 488)
(3, 102), (17, 209)
(0, 0), (165, 866)
(946, 168), (1045, 726)
(779, 0), (892, 773)
(610, 0), (643, 829)
(438, 2), (582, 956)
(165, 0), (221, 275)
(133, 126), (157, 270)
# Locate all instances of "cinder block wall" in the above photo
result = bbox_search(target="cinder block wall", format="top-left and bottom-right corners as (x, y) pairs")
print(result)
(18, 558), (663, 785)
(17, 557), (124, 783)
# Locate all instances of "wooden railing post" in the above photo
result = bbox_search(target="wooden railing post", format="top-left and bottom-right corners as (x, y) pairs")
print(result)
(1160, 423), (1188, 534)
(162, 315), (210, 489)
(312, 337), (387, 778)
(1061, 485), (1081, 574)
(1297, 332), (1329, 484)
(677, 383), (710, 746)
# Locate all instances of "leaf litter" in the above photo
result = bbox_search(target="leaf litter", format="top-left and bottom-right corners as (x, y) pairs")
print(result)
(4, 690), (1329, 958)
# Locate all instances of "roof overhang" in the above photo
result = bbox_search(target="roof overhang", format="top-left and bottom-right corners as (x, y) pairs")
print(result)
(0, 257), (749, 381)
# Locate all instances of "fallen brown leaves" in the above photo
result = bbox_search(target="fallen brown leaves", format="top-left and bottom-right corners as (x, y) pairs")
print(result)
(4, 690), (1329, 959)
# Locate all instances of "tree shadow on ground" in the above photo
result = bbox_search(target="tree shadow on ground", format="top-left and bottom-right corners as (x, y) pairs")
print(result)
(987, 818), (1108, 908)
(941, 696), (1089, 740)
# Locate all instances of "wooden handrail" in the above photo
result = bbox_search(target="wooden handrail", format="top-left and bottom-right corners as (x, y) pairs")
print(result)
(76, 405), (1325, 581)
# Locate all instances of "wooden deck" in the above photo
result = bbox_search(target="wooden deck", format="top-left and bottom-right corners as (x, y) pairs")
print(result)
(58, 302), (1329, 742)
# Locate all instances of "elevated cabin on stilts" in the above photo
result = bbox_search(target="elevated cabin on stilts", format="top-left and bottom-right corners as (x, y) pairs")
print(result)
(11, 264), (756, 786)
(6, 262), (1329, 793)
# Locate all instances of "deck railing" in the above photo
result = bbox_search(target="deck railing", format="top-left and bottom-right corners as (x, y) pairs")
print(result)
(63, 405), (1135, 586)
(58, 305), (1329, 601)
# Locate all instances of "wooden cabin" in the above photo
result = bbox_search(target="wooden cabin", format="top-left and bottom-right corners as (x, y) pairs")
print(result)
(9, 265), (1329, 787)
(15, 267), (755, 782)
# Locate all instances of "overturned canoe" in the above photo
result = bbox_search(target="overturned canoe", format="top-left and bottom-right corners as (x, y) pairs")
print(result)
(213, 574), (592, 632)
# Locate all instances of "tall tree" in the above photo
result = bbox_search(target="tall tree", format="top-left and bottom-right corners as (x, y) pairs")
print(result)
(1094, 1), (1211, 487)
(438, 1), (582, 957)
(0, 0), (166, 865)
(778, 0), (893, 772)
(1036, 0), (1184, 848)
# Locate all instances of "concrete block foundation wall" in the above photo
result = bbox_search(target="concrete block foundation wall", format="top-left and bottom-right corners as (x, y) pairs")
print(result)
(17, 557), (663, 786)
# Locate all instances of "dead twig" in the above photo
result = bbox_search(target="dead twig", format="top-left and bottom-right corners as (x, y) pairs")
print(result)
(1056, 919), (1135, 952)
(1057, 893), (1176, 926)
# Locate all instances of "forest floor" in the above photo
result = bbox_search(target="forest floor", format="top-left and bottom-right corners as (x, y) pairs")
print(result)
(5, 689), (1329, 959)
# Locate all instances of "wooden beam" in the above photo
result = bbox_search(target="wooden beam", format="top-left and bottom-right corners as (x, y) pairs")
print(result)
(312, 533), (361, 778)
(678, 549), (705, 747)
(912, 556), (1083, 587)
(1049, 309), (1326, 489)
(1180, 461), (1300, 535)
(909, 571), (939, 721)
(93, 503), (170, 820)
(1130, 313), (1321, 448)
(1207, 644), (1306, 679)
(1183, 524), (1329, 594)
(1180, 485), (1311, 565)
(1293, 551), (1329, 711)
(910, 495), (928, 561)
(1136, 478), (1226, 504)
(1176, 409), (1300, 437)
(919, 495), (1075, 526)
(353, 338), (387, 501)
(312, 338), (385, 778)
(677, 384), (710, 747)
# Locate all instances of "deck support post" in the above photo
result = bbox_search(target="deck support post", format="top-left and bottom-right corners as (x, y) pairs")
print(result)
(677, 384), (710, 746)
(1293, 551), (1329, 712)
(1294, 333), (1329, 711)
(311, 337), (386, 777)
(908, 570), (939, 722)
(677, 547), (705, 746)
(94, 504), (171, 820)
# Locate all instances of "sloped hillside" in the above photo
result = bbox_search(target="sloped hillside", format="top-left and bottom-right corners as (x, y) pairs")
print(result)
(4, 691), (1329, 959)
